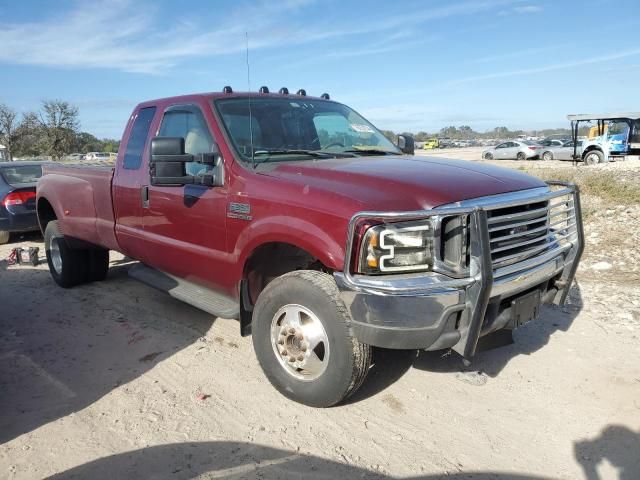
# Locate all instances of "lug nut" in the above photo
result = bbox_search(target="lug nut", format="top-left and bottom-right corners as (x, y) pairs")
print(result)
(278, 339), (284, 345)
(288, 327), (296, 334)
(288, 356), (296, 362)
(281, 350), (288, 356)
(300, 342), (307, 351)
(297, 355), (304, 362)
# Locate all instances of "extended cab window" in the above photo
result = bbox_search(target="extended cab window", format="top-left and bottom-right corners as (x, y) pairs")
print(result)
(158, 105), (214, 175)
(124, 107), (156, 170)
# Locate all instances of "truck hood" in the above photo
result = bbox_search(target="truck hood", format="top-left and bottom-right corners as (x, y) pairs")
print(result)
(259, 155), (546, 210)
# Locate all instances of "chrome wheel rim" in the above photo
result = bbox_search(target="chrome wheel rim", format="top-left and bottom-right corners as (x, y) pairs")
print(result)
(544, 152), (552, 161)
(49, 235), (62, 274)
(586, 153), (598, 164)
(270, 304), (330, 381)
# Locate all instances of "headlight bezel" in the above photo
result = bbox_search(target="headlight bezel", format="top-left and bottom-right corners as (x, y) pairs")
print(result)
(355, 214), (470, 277)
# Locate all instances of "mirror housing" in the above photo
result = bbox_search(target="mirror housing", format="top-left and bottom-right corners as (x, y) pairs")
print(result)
(397, 134), (415, 155)
(149, 137), (224, 187)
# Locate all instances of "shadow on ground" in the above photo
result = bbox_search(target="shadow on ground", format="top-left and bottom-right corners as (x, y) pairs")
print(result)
(45, 441), (554, 480)
(574, 425), (640, 480)
(0, 260), (217, 444)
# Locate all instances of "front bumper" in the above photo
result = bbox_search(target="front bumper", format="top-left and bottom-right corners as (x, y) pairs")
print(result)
(336, 182), (584, 357)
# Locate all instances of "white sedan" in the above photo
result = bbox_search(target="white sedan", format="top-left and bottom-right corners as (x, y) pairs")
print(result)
(482, 141), (541, 160)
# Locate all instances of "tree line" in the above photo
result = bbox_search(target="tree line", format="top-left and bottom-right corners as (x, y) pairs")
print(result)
(0, 100), (119, 161)
(381, 124), (587, 143)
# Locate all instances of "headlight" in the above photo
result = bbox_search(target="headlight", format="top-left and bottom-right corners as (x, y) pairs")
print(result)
(357, 220), (434, 274)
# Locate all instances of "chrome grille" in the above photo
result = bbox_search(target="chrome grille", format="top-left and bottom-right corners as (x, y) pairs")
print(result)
(487, 192), (578, 271)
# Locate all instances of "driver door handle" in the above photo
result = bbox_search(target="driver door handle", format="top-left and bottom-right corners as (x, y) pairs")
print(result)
(141, 185), (149, 208)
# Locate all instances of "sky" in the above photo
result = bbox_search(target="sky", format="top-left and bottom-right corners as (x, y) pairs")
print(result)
(0, 0), (639, 139)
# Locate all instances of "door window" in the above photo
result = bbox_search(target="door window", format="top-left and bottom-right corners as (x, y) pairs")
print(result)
(124, 107), (157, 170)
(158, 105), (214, 175)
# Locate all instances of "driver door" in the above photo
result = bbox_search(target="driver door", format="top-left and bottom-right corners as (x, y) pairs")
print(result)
(141, 102), (228, 292)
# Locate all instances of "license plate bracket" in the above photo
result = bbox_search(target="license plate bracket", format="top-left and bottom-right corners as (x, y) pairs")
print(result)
(511, 290), (541, 328)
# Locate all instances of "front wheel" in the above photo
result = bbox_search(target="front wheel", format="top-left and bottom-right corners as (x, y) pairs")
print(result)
(516, 152), (526, 160)
(483, 152), (493, 160)
(252, 270), (372, 407)
(584, 150), (604, 165)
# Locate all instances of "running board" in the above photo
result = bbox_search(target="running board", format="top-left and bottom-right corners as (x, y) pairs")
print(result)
(128, 263), (239, 319)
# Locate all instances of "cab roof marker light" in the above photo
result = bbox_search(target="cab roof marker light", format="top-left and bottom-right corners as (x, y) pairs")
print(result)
(321, 93), (330, 100)
(296, 89), (306, 96)
(222, 86), (233, 93)
(279, 87), (289, 94)
(259, 86), (269, 93)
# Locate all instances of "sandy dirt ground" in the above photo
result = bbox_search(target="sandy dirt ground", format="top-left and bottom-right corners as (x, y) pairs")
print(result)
(1, 153), (639, 480)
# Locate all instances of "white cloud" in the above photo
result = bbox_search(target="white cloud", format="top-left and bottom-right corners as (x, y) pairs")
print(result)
(448, 49), (640, 84)
(513, 5), (542, 13)
(0, 0), (518, 74)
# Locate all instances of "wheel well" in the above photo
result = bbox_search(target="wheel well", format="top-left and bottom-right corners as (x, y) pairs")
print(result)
(243, 242), (328, 305)
(37, 198), (57, 234)
(582, 145), (602, 158)
(239, 243), (329, 336)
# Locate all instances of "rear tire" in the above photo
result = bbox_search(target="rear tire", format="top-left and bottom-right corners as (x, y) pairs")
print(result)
(88, 249), (110, 281)
(44, 220), (89, 288)
(252, 270), (372, 407)
(517, 152), (526, 161)
(542, 151), (553, 161)
(584, 150), (604, 165)
(0, 231), (9, 245)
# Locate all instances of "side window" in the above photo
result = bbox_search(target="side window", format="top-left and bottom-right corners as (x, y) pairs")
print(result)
(124, 107), (156, 170)
(496, 143), (506, 149)
(158, 106), (214, 175)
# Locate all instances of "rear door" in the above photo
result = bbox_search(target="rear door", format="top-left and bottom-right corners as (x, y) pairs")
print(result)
(140, 102), (229, 292)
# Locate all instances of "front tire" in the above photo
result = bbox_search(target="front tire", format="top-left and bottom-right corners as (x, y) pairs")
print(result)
(584, 150), (604, 165)
(252, 270), (372, 407)
(517, 152), (526, 160)
(484, 152), (493, 160)
(44, 220), (89, 288)
(0, 231), (9, 245)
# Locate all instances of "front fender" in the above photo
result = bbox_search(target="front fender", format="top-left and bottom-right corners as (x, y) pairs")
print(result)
(234, 215), (346, 274)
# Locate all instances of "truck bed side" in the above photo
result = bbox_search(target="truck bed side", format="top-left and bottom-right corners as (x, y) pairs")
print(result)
(37, 163), (119, 251)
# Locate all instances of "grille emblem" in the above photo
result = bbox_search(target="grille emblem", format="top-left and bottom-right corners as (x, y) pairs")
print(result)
(510, 225), (528, 235)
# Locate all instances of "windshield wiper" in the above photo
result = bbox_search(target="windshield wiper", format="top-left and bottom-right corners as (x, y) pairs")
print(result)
(252, 149), (352, 165)
(341, 148), (398, 156)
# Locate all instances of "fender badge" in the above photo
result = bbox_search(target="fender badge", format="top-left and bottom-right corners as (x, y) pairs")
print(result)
(227, 202), (252, 221)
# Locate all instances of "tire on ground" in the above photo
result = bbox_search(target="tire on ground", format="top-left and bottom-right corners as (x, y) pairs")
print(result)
(517, 152), (526, 160)
(484, 153), (493, 160)
(584, 150), (604, 165)
(542, 151), (553, 161)
(44, 220), (89, 288)
(88, 249), (110, 282)
(252, 270), (372, 407)
(0, 231), (9, 245)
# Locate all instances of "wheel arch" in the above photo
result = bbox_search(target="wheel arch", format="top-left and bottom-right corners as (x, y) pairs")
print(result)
(37, 197), (58, 234)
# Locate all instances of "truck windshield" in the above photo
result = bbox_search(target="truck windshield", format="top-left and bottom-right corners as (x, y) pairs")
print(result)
(214, 97), (400, 163)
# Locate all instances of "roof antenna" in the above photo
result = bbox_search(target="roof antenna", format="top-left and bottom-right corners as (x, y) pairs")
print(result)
(246, 32), (256, 169)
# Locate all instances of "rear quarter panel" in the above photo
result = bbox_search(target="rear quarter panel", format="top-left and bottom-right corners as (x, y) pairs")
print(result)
(37, 164), (119, 251)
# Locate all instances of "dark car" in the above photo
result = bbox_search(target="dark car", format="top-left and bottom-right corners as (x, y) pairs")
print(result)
(0, 162), (46, 244)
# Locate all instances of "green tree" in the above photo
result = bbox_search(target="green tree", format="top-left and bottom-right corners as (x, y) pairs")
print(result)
(39, 100), (80, 160)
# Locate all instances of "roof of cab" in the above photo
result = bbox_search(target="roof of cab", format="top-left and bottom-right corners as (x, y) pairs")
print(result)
(136, 91), (333, 108)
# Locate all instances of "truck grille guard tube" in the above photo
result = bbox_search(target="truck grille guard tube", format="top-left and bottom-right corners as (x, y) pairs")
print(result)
(341, 181), (584, 358)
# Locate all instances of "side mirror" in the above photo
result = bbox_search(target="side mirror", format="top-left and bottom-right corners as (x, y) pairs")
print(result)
(150, 137), (194, 186)
(397, 134), (415, 155)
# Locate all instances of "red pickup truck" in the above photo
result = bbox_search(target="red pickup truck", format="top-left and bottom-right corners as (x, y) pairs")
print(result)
(37, 88), (584, 406)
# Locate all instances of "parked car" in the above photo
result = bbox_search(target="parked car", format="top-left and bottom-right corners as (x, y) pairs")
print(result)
(85, 152), (114, 161)
(0, 161), (46, 244)
(36, 89), (583, 407)
(482, 140), (541, 160)
(538, 138), (568, 148)
(541, 140), (582, 161)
